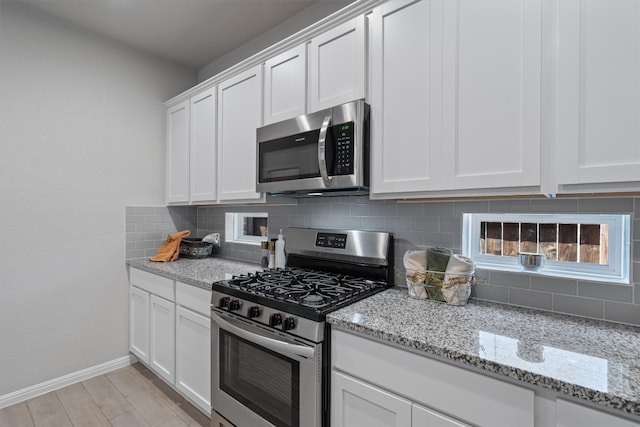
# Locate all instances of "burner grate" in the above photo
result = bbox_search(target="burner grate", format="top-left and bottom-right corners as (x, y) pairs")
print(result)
(225, 268), (384, 309)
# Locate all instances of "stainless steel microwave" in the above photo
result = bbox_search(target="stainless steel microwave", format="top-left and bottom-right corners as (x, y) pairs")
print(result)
(256, 99), (369, 197)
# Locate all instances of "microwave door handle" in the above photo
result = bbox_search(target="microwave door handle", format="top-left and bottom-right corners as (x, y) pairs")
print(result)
(317, 114), (332, 187)
(212, 312), (315, 359)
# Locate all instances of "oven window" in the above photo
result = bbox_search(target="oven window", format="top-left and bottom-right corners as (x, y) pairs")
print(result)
(219, 329), (300, 427)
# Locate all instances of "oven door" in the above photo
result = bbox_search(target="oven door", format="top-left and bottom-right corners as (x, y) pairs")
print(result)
(211, 309), (322, 427)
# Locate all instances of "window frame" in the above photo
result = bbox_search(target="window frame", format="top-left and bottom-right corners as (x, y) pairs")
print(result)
(224, 212), (268, 245)
(462, 213), (631, 284)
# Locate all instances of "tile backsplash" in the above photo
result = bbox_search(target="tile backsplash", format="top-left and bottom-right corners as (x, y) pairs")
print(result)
(125, 206), (196, 259)
(126, 196), (640, 326)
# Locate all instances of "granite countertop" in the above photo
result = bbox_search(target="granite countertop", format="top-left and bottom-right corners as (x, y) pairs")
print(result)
(127, 257), (260, 290)
(327, 287), (640, 417)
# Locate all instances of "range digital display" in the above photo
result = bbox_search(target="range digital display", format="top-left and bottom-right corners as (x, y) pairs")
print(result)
(315, 232), (348, 249)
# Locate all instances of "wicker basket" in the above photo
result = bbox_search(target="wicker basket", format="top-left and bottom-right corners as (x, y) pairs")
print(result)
(179, 238), (213, 259)
(406, 269), (474, 306)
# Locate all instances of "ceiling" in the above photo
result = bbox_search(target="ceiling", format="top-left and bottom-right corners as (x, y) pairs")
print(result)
(7, 0), (348, 69)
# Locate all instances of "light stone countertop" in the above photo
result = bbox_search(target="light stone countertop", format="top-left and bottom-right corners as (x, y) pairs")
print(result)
(327, 287), (640, 418)
(126, 257), (260, 290)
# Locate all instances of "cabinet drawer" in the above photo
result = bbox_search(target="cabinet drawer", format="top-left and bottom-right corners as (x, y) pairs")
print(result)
(332, 329), (534, 427)
(176, 281), (211, 316)
(130, 268), (174, 301)
(556, 399), (639, 427)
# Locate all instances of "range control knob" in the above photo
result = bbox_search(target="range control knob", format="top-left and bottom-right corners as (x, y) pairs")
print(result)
(283, 316), (296, 331)
(269, 313), (283, 327)
(248, 306), (261, 318)
(218, 296), (231, 309)
(228, 299), (241, 311)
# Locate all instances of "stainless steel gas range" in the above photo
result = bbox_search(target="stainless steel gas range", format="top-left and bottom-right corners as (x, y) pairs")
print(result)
(210, 227), (393, 427)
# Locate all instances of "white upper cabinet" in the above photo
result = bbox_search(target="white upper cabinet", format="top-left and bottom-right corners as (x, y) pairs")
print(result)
(263, 44), (307, 125)
(556, 0), (640, 191)
(441, 0), (542, 191)
(164, 0), (640, 201)
(189, 87), (217, 203)
(308, 15), (367, 113)
(370, 0), (443, 195)
(166, 100), (190, 204)
(217, 65), (264, 202)
(370, 0), (543, 199)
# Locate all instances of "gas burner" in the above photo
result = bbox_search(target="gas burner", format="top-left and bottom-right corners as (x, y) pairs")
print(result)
(301, 293), (325, 305)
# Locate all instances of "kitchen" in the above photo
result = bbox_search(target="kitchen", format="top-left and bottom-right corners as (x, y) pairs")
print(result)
(2, 0), (640, 426)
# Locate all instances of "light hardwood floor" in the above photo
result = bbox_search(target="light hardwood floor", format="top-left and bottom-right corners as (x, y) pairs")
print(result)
(0, 363), (209, 427)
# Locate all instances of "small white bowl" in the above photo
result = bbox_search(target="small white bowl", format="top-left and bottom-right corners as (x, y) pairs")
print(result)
(518, 252), (545, 271)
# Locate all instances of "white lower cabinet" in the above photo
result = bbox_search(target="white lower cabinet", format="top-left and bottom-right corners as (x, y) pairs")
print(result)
(175, 284), (211, 414)
(332, 328), (640, 427)
(129, 286), (150, 364)
(555, 399), (639, 427)
(332, 371), (412, 427)
(412, 403), (471, 427)
(129, 268), (212, 416)
(149, 294), (176, 384)
(129, 268), (175, 380)
(332, 328), (534, 427)
(332, 371), (469, 427)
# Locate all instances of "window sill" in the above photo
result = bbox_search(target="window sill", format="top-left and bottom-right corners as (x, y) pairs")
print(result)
(475, 262), (630, 285)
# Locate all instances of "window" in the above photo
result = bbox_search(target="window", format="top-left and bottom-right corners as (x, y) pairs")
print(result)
(462, 213), (631, 283)
(225, 212), (268, 245)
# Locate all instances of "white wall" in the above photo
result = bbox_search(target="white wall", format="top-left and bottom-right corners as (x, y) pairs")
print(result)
(197, 0), (353, 82)
(0, 2), (195, 396)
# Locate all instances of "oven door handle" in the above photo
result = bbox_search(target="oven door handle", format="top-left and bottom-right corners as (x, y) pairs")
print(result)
(212, 312), (315, 359)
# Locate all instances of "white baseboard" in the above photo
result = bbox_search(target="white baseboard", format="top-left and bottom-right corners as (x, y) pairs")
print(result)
(0, 354), (137, 409)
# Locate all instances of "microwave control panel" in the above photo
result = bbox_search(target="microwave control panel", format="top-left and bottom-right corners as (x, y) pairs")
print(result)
(332, 121), (354, 175)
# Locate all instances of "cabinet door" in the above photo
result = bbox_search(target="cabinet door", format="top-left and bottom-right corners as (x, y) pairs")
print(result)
(370, 0), (444, 196)
(308, 15), (366, 113)
(175, 306), (210, 414)
(556, 399), (639, 427)
(217, 65), (263, 202)
(264, 44), (306, 125)
(149, 294), (175, 384)
(441, 0), (542, 191)
(190, 87), (217, 203)
(556, 0), (640, 189)
(129, 286), (150, 364)
(331, 371), (411, 427)
(412, 403), (471, 427)
(166, 100), (190, 204)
